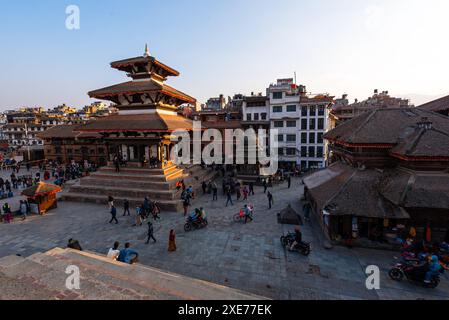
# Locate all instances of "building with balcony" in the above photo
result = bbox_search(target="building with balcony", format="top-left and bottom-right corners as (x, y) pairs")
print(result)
(267, 78), (333, 171)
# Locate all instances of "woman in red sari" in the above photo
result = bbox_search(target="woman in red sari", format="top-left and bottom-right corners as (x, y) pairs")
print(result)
(168, 229), (177, 252)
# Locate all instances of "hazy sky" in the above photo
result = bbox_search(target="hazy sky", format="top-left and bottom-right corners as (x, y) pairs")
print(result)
(0, 0), (448, 110)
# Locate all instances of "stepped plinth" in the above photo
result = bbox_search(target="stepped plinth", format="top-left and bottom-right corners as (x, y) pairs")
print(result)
(62, 164), (217, 212)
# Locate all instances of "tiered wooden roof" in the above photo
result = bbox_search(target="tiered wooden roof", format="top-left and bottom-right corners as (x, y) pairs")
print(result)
(88, 79), (196, 105)
(78, 47), (196, 133)
(78, 113), (193, 133)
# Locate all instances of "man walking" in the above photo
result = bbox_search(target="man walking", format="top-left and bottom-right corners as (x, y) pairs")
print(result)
(249, 182), (255, 196)
(145, 221), (156, 244)
(225, 187), (233, 207)
(114, 155), (120, 173)
(123, 199), (130, 216)
(109, 205), (118, 224)
(212, 182), (218, 201)
(287, 175), (292, 189)
(183, 195), (190, 216)
(267, 191), (274, 210)
(263, 180), (268, 194)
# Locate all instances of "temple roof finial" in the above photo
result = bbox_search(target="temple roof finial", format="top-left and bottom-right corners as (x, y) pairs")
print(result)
(144, 44), (150, 57)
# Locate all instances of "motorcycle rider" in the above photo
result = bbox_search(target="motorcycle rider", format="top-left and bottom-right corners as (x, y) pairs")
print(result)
(199, 207), (207, 224)
(244, 204), (253, 224)
(290, 226), (303, 251)
(425, 255), (442, 284)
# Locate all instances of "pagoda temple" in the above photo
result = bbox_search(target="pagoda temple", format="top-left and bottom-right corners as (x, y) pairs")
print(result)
(78, 45), (196, 168)
(64, 47), (216, 211)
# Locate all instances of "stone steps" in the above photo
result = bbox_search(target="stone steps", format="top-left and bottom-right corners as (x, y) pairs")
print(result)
(61, 193), (183, 212)
(63, 165), (217, 213)
(69, 185), (176, 201)
(100, 165), (181, 177)
(88, 171), (177, 183)
(0, 248), (266, 300)
(80, 176), (174, 189)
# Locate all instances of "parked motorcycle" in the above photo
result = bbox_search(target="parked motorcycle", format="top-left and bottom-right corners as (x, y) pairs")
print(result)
(184, 215), (208, 232)
(280, 232), (311, 256)
(388, 261), (441, 288)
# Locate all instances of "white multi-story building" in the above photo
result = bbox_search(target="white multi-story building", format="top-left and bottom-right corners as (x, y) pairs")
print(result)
(267, 78), (333, 171)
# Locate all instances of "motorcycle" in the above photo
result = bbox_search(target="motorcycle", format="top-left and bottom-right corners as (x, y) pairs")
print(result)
(184, 215), (208, 232)
(388, 261), (441, 288)
(280, 232), (311, 256)
(233, 205), (254, 223)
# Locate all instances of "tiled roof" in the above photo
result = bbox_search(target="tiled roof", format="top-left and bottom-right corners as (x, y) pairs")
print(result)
(37, 125), (102, 139)
(88, 80), (196, 104)
(305, 163), (409, 219)
(391, 126), (449, 159)
(418, 95), (449, 112)
(110, 56), (180, 77)
(325, 108), (449, 145)
(381, 169), (449, 209)
(76, 113), (193, 132)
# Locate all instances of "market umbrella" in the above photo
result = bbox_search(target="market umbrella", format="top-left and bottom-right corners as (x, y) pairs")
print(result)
(21, 182), (62, 198)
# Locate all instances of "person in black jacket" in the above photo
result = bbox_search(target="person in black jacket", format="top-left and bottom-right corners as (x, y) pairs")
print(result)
(145, 221), (156, 244)
(123, 199), (130, 216)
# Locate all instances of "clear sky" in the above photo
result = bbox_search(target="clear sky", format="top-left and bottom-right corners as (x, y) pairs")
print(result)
(0, 0), (448, 110)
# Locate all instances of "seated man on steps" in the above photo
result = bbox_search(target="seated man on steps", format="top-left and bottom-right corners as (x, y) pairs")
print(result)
(118, 242), (139, 265)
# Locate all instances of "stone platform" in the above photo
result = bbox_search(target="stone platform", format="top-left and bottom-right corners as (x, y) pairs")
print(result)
(0, 248), (264, 300)
(62, 164), (217, 211)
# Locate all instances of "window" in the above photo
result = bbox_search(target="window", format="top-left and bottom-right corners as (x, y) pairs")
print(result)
(318, 118), (324, 130)
(273, 121), (284, 128)
(309, 133), (315, 144)
(272, 106), (282, 113)
(261, 113), (267, 120)
(55, 147), (62, 154)
(317, 132), (324, 143)
(301, 146), (307, 157)
(287, 105), (297, 112)
(98, 148), (105, 154)
(310, 106), (316, 116)
(272, 92), (283, 99)
(286, 148), (296, 156)
(301, 106), (308, 117)
(301, 133), (307, 143)
(309, 119), (316, 130)
(317, 146), (324, 158)
(278, 148), (284, 156)
(318, 105), (325, 116)
(286, 120), (296, 128)
(246, 114), (252, 121)
(277, 134), (284, 142)
(301, 119), (307, 130)
(254, 113), (259, 121)
(287, 134), (296, 142)
(67, 149), (73, 154)
(308, 146), (315, 158)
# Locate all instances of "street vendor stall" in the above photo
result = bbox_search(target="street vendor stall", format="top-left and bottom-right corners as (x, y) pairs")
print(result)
(21, 182), (62, 215)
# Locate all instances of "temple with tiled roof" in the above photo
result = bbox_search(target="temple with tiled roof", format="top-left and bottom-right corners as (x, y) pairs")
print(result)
(304, 108), (449, 248)
(77, 45), (196, 167)
(63, 47), (217, 211)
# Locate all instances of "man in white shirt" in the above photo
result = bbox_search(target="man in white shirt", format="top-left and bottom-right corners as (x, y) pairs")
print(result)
(107, 241), (120, 260)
